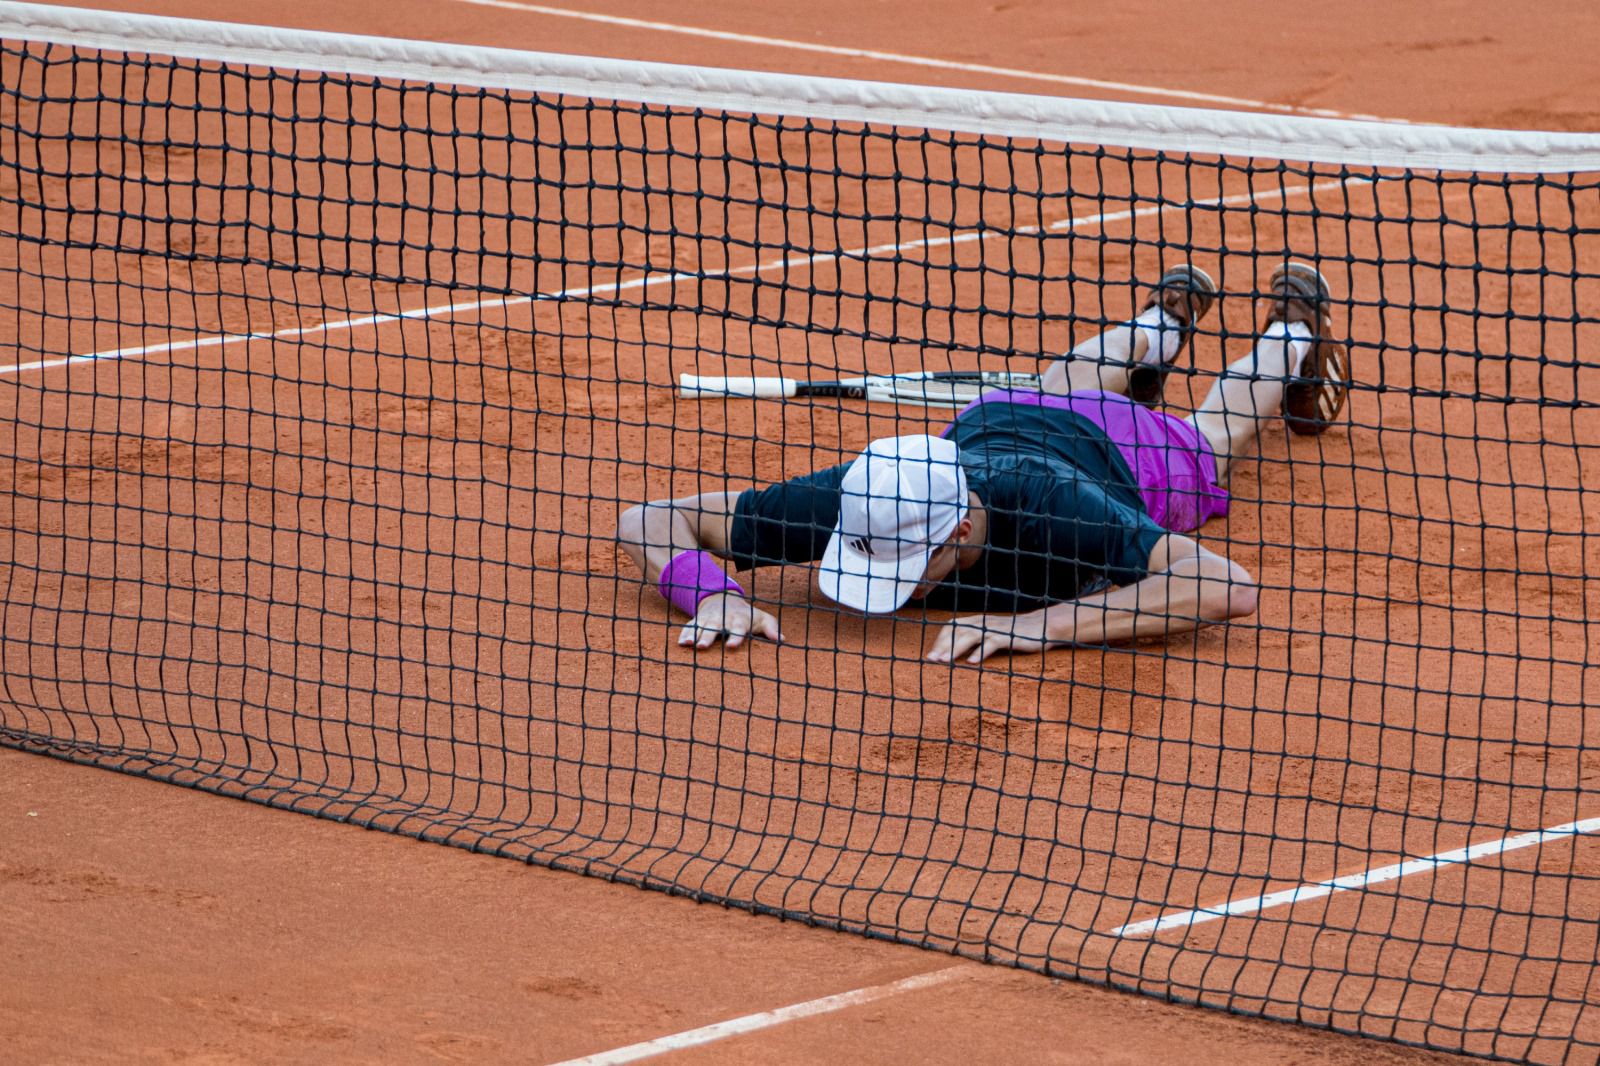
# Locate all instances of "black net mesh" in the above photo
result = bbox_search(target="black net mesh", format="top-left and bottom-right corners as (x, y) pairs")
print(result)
(2, 28), (1599, 1064)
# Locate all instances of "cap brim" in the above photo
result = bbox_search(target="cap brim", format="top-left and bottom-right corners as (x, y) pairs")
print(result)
(818, 530), (934, 615)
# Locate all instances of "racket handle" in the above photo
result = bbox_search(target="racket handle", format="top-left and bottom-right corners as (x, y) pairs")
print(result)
(678, 374), (797, 399)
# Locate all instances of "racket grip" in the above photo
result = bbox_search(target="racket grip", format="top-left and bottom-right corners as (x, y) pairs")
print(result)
(678, 374), (797, 400)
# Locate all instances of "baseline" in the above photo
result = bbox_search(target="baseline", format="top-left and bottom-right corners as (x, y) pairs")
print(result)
(449, 0), (1399, 122)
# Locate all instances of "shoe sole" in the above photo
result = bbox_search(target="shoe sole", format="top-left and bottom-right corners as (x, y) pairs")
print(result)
(1273, 261), (1351, 436)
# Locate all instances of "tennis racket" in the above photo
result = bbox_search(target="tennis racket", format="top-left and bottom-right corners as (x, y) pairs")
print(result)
(677, 369), (1042, 408)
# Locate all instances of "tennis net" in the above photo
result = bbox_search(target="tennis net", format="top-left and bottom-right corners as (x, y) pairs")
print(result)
(2, 3), (1599, 1060)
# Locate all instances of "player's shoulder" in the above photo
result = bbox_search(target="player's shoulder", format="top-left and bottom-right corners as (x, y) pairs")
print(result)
(968, 452), (1082, 508)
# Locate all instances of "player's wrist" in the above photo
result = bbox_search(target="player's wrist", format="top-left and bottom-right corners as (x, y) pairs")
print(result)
(659, 550), (746, 617)
(1043, 603), (1081, 645)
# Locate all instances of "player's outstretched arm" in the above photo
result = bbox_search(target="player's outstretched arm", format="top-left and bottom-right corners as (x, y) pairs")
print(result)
(925, 533), (1256, 664)
(615, 493), (783, 650)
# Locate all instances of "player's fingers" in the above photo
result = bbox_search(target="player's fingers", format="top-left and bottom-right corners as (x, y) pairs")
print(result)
(754, 612), (782, 643)
(926, 624), (966, 663)
(695, 625), (722, 650)
(678, 622), (698, 647)
(966, 634), (1003, 664)
(961, 628), (995, 663)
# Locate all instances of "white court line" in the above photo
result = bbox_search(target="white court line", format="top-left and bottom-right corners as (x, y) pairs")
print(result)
(546, 966), (968, 1065)
(0, 174), (1361, 377)
(449, 0), (1402, 124)
(1112, 815), (1600, 938)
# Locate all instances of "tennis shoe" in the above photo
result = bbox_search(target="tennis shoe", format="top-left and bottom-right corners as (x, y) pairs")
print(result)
(1267, 261), (1351, 436)
(1128, 263), (1218, 406)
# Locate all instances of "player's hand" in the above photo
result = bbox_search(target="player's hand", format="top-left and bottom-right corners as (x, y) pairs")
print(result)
(679, 592), (784, 650)
(925, 610), (1053, 664)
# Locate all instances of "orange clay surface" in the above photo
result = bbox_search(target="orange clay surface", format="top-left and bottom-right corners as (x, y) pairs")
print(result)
(3, 745), (1475, 1065)
(5, 2), (1600, 1065)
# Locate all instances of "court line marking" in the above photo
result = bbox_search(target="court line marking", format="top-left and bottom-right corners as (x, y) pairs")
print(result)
(0, 175), (1361, 377)
(1112, 815), (1600, 938)
(545, 966), (969, 1065)
(447, 0), (1401, 123)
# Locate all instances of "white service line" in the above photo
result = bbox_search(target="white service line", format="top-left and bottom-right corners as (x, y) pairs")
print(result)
(1112, 815), (1600, 938)
(0, 265), (696, 375)
(0, 174), (1360, 377)
(449, 0), (1401, 124)
(546, 966), (969, 1065)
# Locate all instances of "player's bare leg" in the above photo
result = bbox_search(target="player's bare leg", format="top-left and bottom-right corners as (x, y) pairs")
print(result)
(1188, 262), (1351, 482)
(1039, 264), (1217, 398)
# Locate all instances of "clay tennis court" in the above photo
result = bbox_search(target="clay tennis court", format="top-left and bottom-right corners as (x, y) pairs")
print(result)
(4, 1), (1599, 1063)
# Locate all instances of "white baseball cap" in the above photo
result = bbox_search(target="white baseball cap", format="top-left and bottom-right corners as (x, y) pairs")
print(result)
(819, 434), (969, 614)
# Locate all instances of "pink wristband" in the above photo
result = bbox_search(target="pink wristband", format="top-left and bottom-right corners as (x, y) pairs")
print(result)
(658, 550), (745, 617)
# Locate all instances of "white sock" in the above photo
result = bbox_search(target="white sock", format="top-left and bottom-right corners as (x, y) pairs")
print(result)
(1262, 319), (1315, 372)
(1132, 306), (1184, 367)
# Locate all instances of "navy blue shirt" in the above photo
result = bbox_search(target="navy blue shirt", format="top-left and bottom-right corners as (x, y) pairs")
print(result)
(725, 401), (1168, 613)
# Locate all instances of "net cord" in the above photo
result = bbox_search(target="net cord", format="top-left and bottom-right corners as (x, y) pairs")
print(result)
(2, 0), (1598, 172)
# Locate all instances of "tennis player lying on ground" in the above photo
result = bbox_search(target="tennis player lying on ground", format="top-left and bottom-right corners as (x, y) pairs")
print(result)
(617, 261), (1349, 664)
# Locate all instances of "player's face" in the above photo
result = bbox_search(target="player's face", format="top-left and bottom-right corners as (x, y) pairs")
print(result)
(910, 540), (961, 600)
